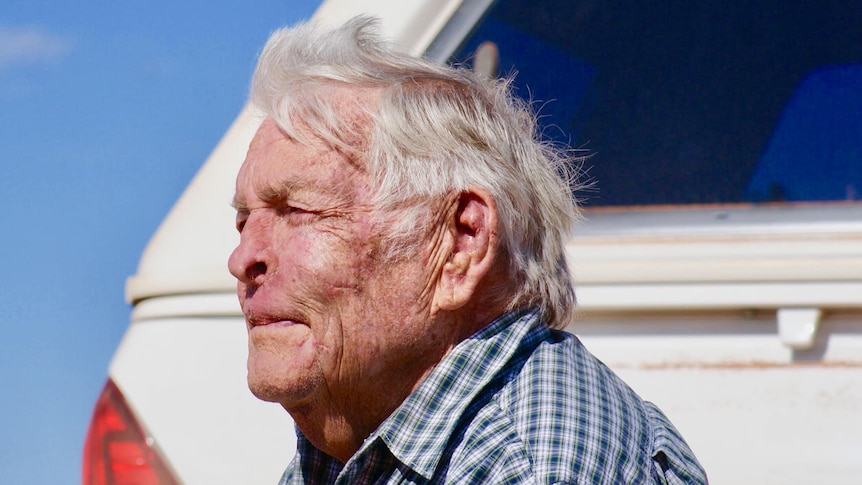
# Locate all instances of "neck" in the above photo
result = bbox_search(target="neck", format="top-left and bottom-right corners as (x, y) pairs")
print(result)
(285, 300), (508, 464)
(284, 368), (427, 464)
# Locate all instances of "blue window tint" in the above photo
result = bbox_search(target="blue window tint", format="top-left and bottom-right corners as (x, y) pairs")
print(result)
(453, 16), (596, 146)
(447, 0), (862, 207)
(746, 64), (862, 202)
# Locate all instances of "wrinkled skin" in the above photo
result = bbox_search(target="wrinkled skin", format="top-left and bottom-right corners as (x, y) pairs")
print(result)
(228, 116), (496, 462)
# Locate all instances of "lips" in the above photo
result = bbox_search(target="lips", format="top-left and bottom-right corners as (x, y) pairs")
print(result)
(243, 307), (307, 329)
(249, 318), (300, 328)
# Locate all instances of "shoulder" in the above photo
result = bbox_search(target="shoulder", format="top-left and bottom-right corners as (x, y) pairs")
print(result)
(447, 327), (707, 484)
(504, 330), (652, 482)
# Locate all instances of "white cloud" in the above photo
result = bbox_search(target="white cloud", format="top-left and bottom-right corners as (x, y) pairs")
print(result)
(0, 25), (73, 69)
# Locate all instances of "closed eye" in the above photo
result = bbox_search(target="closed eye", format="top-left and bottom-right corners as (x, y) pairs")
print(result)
(276, 204), (318, 224)
(235, 211), (249, 233)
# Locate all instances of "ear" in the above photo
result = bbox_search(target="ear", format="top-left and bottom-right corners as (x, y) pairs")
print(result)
(432, 187), (500, 314)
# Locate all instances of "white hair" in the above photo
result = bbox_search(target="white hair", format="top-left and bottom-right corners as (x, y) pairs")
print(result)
(250, 16), (583, 328)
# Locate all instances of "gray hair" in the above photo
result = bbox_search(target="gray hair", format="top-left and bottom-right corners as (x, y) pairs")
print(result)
(249, 16), (582, 329)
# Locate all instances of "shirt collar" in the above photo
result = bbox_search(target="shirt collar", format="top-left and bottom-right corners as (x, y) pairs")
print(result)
(374, 308), (542, 480)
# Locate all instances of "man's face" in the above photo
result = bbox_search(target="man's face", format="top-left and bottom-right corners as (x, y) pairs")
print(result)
(228, 118), (437, 411)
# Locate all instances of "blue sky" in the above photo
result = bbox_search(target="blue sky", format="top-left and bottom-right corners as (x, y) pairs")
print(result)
(0, 1), (319, 482)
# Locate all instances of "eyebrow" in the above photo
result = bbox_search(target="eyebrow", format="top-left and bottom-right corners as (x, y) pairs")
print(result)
(257, 180), (301, 205)
(230, 195), (247, 212)
(231, 178), (338, 212)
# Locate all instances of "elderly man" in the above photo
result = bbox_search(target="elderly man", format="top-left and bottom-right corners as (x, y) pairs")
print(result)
(228, 16), (706, 485)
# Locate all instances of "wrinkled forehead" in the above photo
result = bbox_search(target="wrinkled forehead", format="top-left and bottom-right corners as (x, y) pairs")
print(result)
(246, 115), (367, 177)
(233, 117), (372, 210)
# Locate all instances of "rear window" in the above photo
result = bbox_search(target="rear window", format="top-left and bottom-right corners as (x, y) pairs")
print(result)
(443, 0), (862, 207)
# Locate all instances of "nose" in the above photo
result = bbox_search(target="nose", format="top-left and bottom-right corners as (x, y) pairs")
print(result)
(228, 220), (273, 286)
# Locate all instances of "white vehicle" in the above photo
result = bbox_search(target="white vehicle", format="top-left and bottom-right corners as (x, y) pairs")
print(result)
(83, 0), (862, 483)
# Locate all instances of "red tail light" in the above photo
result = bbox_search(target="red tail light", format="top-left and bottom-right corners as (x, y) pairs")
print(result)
(83, 379), (180, 485)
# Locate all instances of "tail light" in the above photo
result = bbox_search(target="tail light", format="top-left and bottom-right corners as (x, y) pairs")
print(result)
(83, 379), (180, 485)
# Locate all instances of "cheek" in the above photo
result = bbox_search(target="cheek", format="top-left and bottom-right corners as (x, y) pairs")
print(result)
(303, 231), (371, 293)
(271, 227), (329, 279)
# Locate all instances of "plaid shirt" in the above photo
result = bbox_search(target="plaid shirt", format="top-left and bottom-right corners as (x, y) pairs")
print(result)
(279, 309), (707, 484)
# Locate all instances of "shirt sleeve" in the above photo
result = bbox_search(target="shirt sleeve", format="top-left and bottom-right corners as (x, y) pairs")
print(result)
(645, 402), (709, 485)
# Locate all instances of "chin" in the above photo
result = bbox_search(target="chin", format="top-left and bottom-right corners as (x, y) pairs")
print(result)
(247, 373), (285, 403)
(247, 351), (321, 405)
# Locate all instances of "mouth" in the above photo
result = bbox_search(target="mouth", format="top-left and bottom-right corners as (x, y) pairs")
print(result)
(245, 310), (307, 329)
(249, 319), (301, 329)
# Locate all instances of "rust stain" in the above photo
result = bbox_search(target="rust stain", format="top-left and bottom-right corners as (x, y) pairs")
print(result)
(627, 360), (862, 370)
